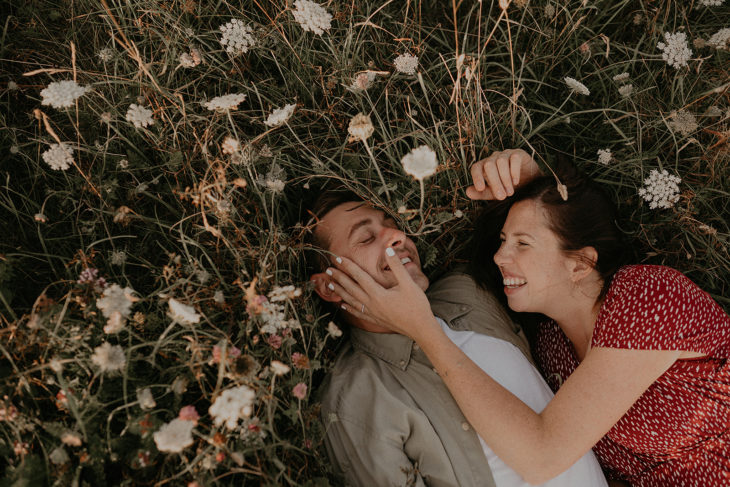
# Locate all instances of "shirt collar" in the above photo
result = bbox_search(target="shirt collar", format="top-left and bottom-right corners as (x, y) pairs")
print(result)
(349, 327), (415, 371)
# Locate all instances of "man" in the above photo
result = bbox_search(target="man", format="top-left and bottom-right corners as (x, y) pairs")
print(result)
(308, 150), (607, 487)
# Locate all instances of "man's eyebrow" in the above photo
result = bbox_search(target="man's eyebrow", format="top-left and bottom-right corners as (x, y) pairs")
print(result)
(347, 218), (373, 240)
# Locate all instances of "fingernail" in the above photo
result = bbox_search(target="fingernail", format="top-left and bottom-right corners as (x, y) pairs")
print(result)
(325, 269), (333, 276)
(385, 247), (395, 257)
(341, 304), (347, 310)
(496, 191), (505, 199)
(335, 256), (342, 264)
(328, 283), (334, 291)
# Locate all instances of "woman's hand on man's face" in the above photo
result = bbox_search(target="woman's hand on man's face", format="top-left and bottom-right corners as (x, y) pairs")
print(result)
(466, 148), (541, 200)
(325, 248), (435, 339)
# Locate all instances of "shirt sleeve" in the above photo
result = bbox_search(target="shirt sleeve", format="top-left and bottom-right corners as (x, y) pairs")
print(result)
(593, 266), (718, 354)
(322, 412), (427, 487)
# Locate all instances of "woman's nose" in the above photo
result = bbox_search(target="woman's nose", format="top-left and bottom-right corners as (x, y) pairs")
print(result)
(493, 243), (510, 265)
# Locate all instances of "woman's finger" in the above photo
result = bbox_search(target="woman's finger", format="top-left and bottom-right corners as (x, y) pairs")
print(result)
(495, 155), (515, 196)
(509, 151), (522, 185)
(384, 247), (413, 286)
(332, 255), (382, 296)
(470, 158), (488, 191)
(483, 157), (507, 200)
(465, 184), (496, 200)
(326, 267), (369, 306)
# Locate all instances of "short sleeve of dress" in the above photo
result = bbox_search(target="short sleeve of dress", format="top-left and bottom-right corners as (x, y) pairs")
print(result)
(592, 265), (725, 355)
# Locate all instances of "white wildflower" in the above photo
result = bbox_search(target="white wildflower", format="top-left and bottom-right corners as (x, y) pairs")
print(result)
(60, 432), (82, 447)
(394, 53), (419, 75)
(137, 387), (156, 410)
(708, 28), (730, 50)
(264, 103), (296, 127)
(125, 104), (154, 128)
(10, 145), (19, 154)
(261, 164), (287, 194)
(110, 250), (126, 266)
(657, 32), (692, 69)
(705, 106), (722, 117)
(34, 213), (47, 223)
(638, 169), (681, 210)
(221, 136), (240, 155)
(347, 113), (374, 142)
(8, 81), (18, 90)
(668, 110), (698, 136)
(612, 72), (630, 82)
(42, 144), (74, 171)
(180, 47), (202, 68)
(153, 418), (194, 453)
(266, 178), (286, 193)
(97, 284), (137, 334)
(170, 376), (188, 396)
(204, 93), (247, 112)
(49, 447), (70, 465)
(349, 71), (376, 91)
(168, 298), (201, 325)
(219, 19), (255, 55)
(618, 84), (634, 97)
(209, 385), (256, 429)
(41, 80), (89, 109)
(270, 360), (290, 376)
(597, 148), (612, 165)
(698, 0), (725, 6)
(91, 342), (126, 374)
(213, 290), (225, 304)
(97, 48), (114, 62)
(292, 0), (332, 35)
(564, 76), (590, 96)
(268, 285), (302, 302)
(401, 145), (438, 181)
(327, 321), (342, 338)
(259, 301), (288, 334)
(544, 4), (556, 17)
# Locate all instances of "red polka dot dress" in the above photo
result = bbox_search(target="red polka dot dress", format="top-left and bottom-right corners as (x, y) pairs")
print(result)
(533, 265), (730, 486)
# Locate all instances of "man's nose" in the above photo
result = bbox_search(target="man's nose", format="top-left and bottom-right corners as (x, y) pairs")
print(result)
(381, 226), (406, 248)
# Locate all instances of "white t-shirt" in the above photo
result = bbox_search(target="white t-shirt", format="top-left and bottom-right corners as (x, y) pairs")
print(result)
(437, 318), (608, 487)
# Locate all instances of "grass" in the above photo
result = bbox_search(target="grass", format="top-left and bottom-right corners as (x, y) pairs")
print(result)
(1, 0), (729, 485)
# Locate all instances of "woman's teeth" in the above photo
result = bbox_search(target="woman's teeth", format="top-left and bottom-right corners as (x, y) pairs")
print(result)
(503, 277), (526, 287)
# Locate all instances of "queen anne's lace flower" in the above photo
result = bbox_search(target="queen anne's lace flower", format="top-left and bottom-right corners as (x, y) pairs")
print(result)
(91, 342), (126, 373)
(349, 71), (376, 91)
(204, 93), (247, 112)
(394, 53), (419, 75)
(401, 145), (438, 181)
(638, 169), (682, 209)
(698, 0), (725, 6)
(137, 387), (156, 410)
(270, 360), (290, 376)
(96, 284), (136, 334)
(612, 72), (630, 82)
(668, 110), (698, 136)
(268, 285), (302, 302)
(153, 418), (194, 453)
(219, 19), (255, 55)
(180, 48), (202, 67)
(327, 321), (342, 338)
(42, 144), (74, 171)
(168, 298), (201, 325)
(657, 32), (692, 69)
(708, 28), (730, 50)
(97, 48), (114, 62)
(125, 104), (154, 128)
(564, 77), (590, 96)
(40, 80), (89, 109)
(264, 104), (295, 127)
(618, 84), (634, 97)
(292, 0), (332, 35)
(347, 113), (374, 142)
(209, 385), (256, 429)
(221, 136), (240, 155)
(597, 148), (612, 165)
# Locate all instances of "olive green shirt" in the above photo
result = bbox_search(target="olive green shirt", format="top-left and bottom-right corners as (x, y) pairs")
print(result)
(319, 271), (532, 487)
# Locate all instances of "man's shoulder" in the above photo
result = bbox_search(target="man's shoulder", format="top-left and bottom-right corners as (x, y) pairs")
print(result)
(427, 270), (503, 314)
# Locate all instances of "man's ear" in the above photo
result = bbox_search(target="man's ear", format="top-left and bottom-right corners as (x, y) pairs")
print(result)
(310, 273), (343, 303)
(569, 246), (598, 282)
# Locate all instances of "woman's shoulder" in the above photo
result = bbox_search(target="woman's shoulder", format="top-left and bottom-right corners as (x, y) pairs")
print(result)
(609, 265), (695, 300)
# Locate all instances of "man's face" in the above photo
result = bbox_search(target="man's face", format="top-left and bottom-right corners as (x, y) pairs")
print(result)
(316, 202), (429, 291)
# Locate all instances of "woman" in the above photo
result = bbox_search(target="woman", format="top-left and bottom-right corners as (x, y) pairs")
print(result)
(325, 150), (730, 486)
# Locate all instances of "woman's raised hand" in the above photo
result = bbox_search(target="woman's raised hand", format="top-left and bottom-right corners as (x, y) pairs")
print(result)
(326, 248), (436, 339)
(466, 148), (541, 200)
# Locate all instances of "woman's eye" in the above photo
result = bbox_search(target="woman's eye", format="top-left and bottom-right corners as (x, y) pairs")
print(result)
(517, 241), (529, 247)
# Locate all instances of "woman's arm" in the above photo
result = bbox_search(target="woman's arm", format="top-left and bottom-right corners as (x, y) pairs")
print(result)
(329, 250), (681, 484)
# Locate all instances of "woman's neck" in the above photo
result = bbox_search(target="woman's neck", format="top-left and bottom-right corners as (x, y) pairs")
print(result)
(549, 278), (604, 362)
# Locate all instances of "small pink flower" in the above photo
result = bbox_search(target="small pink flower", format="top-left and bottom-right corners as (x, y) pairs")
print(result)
(179, 405), (199, 424)
(211, 344), (241, 364)
(291, 352), (310, 369)
(267, 334), (282, 349)
(246, 294), (268, 315)
(292, 382), (308, 400)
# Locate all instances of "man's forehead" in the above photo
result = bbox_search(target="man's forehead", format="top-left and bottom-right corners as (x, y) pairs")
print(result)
(316, 202), (384, 241)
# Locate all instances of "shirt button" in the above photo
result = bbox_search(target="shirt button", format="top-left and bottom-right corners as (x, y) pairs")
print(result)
(460, 305), (468, 311)
(413, 343), (420, 350)
(461, 422), (470, 431)
(399, 360), (406, 367)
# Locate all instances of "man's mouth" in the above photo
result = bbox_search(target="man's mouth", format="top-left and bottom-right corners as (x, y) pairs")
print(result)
(384, 256), (413, 271)
(503, 277), (527, 289)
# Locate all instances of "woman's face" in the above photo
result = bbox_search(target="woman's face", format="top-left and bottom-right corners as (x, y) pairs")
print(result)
(493, 199), (578, 314)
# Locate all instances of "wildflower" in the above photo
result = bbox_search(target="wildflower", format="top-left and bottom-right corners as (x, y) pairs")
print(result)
(267, 334), (283, 349)
(597, 148), (612, 165)
(114, 205), (133, 224)
(327, 321), (342, 338)
(179, 405), (199, 424)
(612, 72), (630, 82)
(168, 298), (201, 325)
(292, 352), (310, 369)
(349, 71), (376, 91)
(264, 103), (296, 127)
(125, 104), (154, 128)
(668, 110), (698, 136)
(204, 93), (247, 111)
(638, 169), (681, 209)
(347, 113), (374, 143)
(270, 360), (290, 376)
(394, 53), (419, 75)
(49, 359), (63, 373)
(292, 382), (308, 400)
(454, 209), (464, 218)
(42, 143), (74, 171)
(153, 418), (195, 453)
(34, 213), (47, 223)
(618, 84), (634, 97)
(10, 145), (19, 154)
(564, 76), (590, 96)
(91, 342), (126, 374)
(60, 432), (82, 447)
(78, 267), (106, 291)
(110, 250), (126, 266)
(292, 0), (332, 35)
(699, 0), (725, 6)
(171, 376), (188, 396)
(97, 283), (137, 334)
(705, 106), (722, 117)
(401, 145), (438, 181)
(708, 28), (730, 50)
(8, 81), (18, 90)
(262, 164), (287, 194)
(100, 112), (113, 124)
(97, 48), (114, 62)
(221, 136), (240, 155)
(137, 388), (156, 410)
(544, 4), (556, 17)
(211, 342), (241, 364)
(213, 290), (225, 304)
(49, 447), (70, 464)
(40, 80), (89, 109)
(268, 285), (302, 302)
(209, 385), (256, 429)
(180, 48), (202, 68)
(219, 19), (255, 55)
(657, 32), (692, 69)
